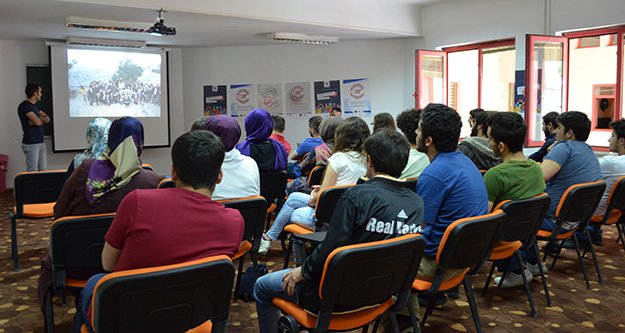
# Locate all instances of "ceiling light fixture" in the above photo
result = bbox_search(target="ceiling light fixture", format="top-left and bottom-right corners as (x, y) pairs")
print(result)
(66, 37), (147, 48)
(149, 9), (176, 36)
(266, 32), (338, 45)
(66, 16), (152, 33)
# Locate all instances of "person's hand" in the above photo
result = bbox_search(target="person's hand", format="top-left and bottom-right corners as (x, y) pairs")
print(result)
(39, 111), (46, 117)
(282, 267), (304, 296)
(308, 185), (321, 206)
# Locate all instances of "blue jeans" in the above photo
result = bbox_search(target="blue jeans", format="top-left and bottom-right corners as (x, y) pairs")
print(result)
(74, 273), (107, 333)
(266, 192), (316, 240)
(21, 142), (46, 171)
(254, 269), (299, 333)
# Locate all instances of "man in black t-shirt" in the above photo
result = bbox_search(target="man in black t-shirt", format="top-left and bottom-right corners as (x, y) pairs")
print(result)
(17, 83), (50, 171)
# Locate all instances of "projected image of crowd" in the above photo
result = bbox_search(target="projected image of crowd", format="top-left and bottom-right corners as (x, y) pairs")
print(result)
(81, 80), (160, 107)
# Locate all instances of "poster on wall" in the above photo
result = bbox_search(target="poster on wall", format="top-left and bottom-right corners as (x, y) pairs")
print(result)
(257, 83), (284, 115)
(203, 85), (227, 116)
(341, 78), (371, 116)
(314, 80), (341, 115)
(514, 70), (525, 119)
(229, 84), (257, 117)
(285, 82), (312, 116)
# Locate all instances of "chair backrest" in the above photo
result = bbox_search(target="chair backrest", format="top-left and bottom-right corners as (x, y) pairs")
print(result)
(90, 255), (235, 333)
(158, 178), (176, 189)
(220, 196), (267, 252)
(400, 177), (418, 192)
(13, 170), (66, 215)
(49, 213), (115, 287)
(496, 194), (551, 244)
(141, 163), (154, 171)
(319, 234), (425, 311)
(606, 176), (625, 212)
(437, 210), (507, 270)
(307, 165), (326, 188)
(314, 185), (353, 230)
(260, 171), (287, 207)
(556, 181), (606, 226)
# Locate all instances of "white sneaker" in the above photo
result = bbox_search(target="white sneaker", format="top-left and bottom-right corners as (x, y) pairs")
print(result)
(526, 261), (548, 277)
(493, 269), (533, 288)
(258, 234), (271, 255)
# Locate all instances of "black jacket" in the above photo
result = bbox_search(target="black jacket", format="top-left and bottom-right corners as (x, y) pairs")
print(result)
(298, 176), (424, 313)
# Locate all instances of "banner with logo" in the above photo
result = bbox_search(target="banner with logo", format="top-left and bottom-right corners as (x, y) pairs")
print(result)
(314, 80), (341, 115)
(203, 85), (227, 116)
(285, 82), (312, 116)
(341, 78), (371, 116)
(229, 84), (257, 117)
(257, 83), (284, 115)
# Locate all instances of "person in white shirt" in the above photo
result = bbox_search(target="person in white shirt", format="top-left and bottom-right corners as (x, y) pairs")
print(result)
(201, 115), (260, 201)
(596, 119), (625, 216)
(396, 108), (430, 179)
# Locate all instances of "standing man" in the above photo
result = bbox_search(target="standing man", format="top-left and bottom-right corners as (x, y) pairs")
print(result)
(18, 83), (50, 171)
(529, 111), (559, 162)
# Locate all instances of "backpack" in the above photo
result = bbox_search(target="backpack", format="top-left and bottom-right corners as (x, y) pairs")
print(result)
(237, 264), (269, 302)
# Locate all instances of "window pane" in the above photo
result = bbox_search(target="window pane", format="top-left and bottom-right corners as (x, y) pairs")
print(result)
(529, 41), (564, 143)
(448, 49), (478, 137)
(419, 54), (445, 107)
(481, 46), (516, 111)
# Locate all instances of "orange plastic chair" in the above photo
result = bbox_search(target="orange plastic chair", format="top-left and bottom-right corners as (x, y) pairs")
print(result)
(589, 176), (625, 252)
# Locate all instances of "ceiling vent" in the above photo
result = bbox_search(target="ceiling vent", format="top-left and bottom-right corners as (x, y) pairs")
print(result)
(66, 37), (147, 48)
(266, 32), (338, 45)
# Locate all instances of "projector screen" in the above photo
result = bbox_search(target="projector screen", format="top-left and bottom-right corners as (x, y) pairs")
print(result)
(49, 44), (170, 151)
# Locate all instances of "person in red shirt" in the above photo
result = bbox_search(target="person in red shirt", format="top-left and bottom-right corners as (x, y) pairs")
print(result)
(73, 130), (244, 333)
(269, 114), (291, 155)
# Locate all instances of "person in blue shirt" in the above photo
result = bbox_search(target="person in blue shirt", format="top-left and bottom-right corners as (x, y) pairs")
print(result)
(529, 111), (559, 162)
(288, 116), (324, 178)
(411, 103), (488, 311)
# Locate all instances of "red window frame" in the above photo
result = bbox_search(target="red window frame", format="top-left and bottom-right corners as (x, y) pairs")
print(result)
(415, 50), (446, 109)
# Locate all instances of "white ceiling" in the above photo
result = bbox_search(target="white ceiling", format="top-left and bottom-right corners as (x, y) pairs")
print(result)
(0, 0), (453, 47)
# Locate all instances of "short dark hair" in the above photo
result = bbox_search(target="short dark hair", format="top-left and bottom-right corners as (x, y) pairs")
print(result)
(190, 117), (207, 131)
(469, 108), (484, 119)
(365, 129), (410, 178)
(396, 108), (421, 144)
(331, 106), (342, 114)
(309, 116), (322, 133)
(25, 83), (41, 98)
(373, 112), (396, 132)
(333, 116), (370, 154)
(542, 111), (560, 129)
(556, 111), (591, 141)
(472, 110), (492, 136)
(272, 115), (285, 132)
(487, 112), (526, 152)
(420, 103), (462, 152)
(610, 118), (625, 140)
(171, 130), (225, 191)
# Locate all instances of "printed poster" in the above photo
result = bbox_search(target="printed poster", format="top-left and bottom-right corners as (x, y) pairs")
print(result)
(203, 85), (227, 116)
(285, 82), (312, 116)
(314, 80), (341, 115)
(341, 78), (371, 116)
(257, 83), (284, 115)
(229, 84), (257, 117)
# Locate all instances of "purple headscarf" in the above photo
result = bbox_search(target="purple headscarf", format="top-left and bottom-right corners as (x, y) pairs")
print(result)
(85, 117), (144, 206)
(203, 115), (241, 151)
(236, 109), (287, 171)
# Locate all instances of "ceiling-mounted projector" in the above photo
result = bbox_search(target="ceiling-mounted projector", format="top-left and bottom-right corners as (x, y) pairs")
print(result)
(149, 9), (176, 36)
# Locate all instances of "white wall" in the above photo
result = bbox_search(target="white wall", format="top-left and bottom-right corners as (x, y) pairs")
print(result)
(0, 40), (185, 186)
(181, 38), (424, 147)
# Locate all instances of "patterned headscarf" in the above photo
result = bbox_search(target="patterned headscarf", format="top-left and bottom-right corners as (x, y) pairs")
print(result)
(236, 109), (287, 170)
(203, 115), (241, 151)
(73, 118), (111, 169)
(85, 117), (144, 206)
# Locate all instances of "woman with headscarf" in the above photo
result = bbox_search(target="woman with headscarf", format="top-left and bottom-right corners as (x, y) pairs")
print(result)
(40, 117), (159, 314)
(202, 115), (260, 200)
(53, 117), (159, 219)
(236, 109), (288, 172)
(72, 118), (111, 169)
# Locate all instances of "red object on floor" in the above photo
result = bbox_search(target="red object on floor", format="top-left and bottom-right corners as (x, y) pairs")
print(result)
(0, 154), (8, 193)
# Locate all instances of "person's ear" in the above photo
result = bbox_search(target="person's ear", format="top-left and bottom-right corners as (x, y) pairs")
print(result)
(215, 169), (223, 185)
(619, 137), (625, 147)
(425, 136), (433, 147)
(170, 166), (177, 181)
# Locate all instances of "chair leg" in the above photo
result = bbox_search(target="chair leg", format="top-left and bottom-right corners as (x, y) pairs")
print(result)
(387, 311), (400, 333)
(462, 276), (482, 333)
(420, 293), (436, 327)
(533, 242), (551, 306)
(572, 234), (592, 290)
(548, 240), (564, 270)
(283, 238), (293, 270)
(618, 224), (625, 253)
(515, 251), (537, 317)
(233, 254), (246, 298)
(44, 288), (55, 333)
(584, 228), (603, 284)
(406, 299), (421, 333)
(481, 262), (496, 297)
(10, 213), (20, 271)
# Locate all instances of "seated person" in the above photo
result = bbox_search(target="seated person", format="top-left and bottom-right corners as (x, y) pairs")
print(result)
(457, 110), (500, 170)
(330, 106), (342, 117)
(396, 108), (429, 178)
(74, 130), (245, 332)
(53, 116), (159, 219)
(468, 108), (484, 130)
(372, 112), (396, 133)
(259, 117), (370, 254)
(253, 129), (424, 333)
(595, 119), (625, 218)
(529, 111), (559, 162)
(236, 109), (288, 172)
(202, 115), (260, 201)
(269, 115), (292, 155)
(482, 112), (546, 287)
(189, 117), (207, 131)
(291, 115), (323, 161)
(66, 118), (111, 176)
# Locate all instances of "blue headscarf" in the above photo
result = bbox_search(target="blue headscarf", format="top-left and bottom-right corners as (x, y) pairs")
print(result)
(73, 118), (111, 169)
